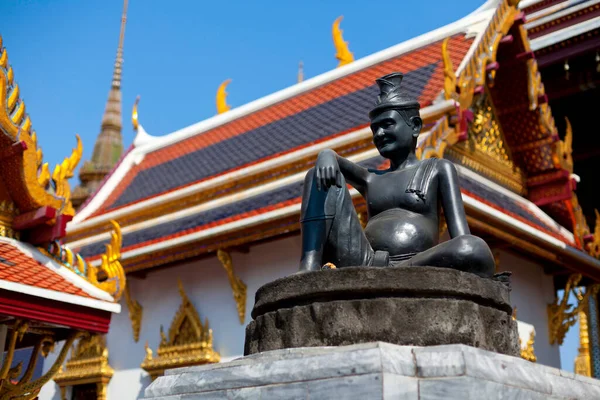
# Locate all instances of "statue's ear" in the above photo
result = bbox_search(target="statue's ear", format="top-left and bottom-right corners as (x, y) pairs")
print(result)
(410, 116), (422, 136)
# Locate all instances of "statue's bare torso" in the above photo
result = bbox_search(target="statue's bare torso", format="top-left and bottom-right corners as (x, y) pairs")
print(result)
(363, 164), (439, 256)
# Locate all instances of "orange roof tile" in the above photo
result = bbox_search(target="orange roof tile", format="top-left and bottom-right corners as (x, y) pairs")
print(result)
(0, 242), (93, 299)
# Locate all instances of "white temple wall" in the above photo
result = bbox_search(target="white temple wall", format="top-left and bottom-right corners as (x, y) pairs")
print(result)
(39, 234), (302, 400)
(39, 234), (562, 399)
(495, 248), (561, 368)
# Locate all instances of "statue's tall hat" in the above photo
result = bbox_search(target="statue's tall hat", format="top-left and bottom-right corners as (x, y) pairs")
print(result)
(369, 72), (420, 119)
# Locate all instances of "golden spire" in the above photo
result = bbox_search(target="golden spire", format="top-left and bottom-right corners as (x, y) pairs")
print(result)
(73, 0), (129, 209)
(112, 0), (128, 89)
(332, 16), (354, 67)
(297, 61), (304, 83)
(216, 79), (232, 114)
(574, 308), (592, 376)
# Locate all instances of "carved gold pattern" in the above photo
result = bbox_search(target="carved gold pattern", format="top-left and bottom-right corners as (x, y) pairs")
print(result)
(0, 320), (84, 400)
(43, 220), (126, 301)
(0, 201), (19, 239)
(90, 220), (126, 300)
(553, 117), (574, 174)
(447, 96), (526, 194)
(332, 16), (354, 67)
(415, 116), (458, 160)
(217, 249), (247, 324)
(53, 334), (113, 400)
(141, 280), (220, 380)
(51, 134), (83, 217)
(0, 35), (64, 212)
(574, 307), (592, 376)
(216, 79), (231, 114)
(516, 20), (561, 159)
(457, 0), (520, 88)
(572, 194), (591, 249)
(547, 275), (600, 345)
(441, 37), (474, 111)
(587, 210), (600, 259)
(124, 284), (143, 342)
(519, 331), (537, 362)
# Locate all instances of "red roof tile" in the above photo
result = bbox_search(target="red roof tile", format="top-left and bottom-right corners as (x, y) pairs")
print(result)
(0, 242), (94, 299)
(88, 34), (474, 217)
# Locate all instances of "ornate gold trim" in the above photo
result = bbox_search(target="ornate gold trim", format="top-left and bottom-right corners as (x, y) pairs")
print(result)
(124, 284), (143, 342)
(45, 220), (126, 301)
(520, 331), (537, 362)
(587, 210), (600, 259)
(416, 116), (459, 160)
(547, 275), (600, 345)
(53, 334), (113, 400)
(217, 249), (247, 324)
(0, 320), (83, 400)
(442, 37), (474, 111)
(572, 194), (591, 249)
(141, 280), (220, 380)
(574, 307), (592, 376)
(51, 135), (83, 217)
(458, 0), (520, 88)
(0, 35), (73, 213)
(0, 200), (19, 239)
(445, 95), (526, 194)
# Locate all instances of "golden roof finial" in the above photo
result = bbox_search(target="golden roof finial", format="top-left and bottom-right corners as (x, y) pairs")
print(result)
(86, 220), (126, 301)
(442, 38), (456, 101)
(216, 79), (232, 114)
(298, 61), (304, 83)
(332, 16), (354, 67)
(132, 95), (140, 131)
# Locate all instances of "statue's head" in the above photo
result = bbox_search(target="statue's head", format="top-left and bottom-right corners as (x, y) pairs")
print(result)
(369, 72), (422, 159)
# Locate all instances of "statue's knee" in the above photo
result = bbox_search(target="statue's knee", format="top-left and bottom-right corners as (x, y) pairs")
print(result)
(457, 235), (494, 274)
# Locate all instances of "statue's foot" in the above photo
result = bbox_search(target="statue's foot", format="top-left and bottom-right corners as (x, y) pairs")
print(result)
(297, 251), (323, 274)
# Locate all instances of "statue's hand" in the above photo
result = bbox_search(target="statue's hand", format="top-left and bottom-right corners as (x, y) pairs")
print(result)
(315, 150), (342, 191)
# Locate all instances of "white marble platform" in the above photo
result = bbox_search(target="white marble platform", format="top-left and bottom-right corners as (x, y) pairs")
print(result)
(141, 342), (600, 399)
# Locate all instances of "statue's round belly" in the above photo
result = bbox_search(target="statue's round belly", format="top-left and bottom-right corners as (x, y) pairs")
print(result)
(364, 209), (438, 256)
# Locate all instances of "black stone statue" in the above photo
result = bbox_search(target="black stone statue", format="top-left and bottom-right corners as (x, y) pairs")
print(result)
(299, 72), (495, 278)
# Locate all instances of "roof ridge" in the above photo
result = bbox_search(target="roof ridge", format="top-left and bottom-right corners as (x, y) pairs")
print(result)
(73, 8), (495, 223)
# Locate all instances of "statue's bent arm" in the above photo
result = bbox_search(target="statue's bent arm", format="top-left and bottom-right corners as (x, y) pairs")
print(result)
(335, 154), (369, 193)
(315, 149), (369, 193)
(438, 159), (470, 238)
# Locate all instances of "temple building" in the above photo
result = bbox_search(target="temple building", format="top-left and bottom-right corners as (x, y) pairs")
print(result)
(0, 34), (126, 399)
(10, 0), (596, 398)
(70, 0), (128, 210)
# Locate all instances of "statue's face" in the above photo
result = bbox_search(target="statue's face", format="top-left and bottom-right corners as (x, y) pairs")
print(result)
(370, 110), (417, 159)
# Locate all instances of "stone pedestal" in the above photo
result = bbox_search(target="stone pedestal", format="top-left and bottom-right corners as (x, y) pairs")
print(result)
(245, 267), (519, 356)
(141, 342), (600, 399)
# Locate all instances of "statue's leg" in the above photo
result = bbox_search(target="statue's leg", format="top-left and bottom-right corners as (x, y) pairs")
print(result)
(395, 234), (495, 278)
(299, 168), (377, 272)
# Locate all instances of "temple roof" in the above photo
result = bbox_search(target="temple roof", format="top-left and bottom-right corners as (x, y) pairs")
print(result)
(0, 33), (126, 327)
(65, 1), (600, 276)
(0, 237), (119, 313)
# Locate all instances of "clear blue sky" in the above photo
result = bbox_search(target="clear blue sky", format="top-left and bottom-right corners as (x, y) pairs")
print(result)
(1, 0), (581, 371)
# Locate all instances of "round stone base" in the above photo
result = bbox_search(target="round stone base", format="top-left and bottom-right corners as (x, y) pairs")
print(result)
(244, 266), (519, 356)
